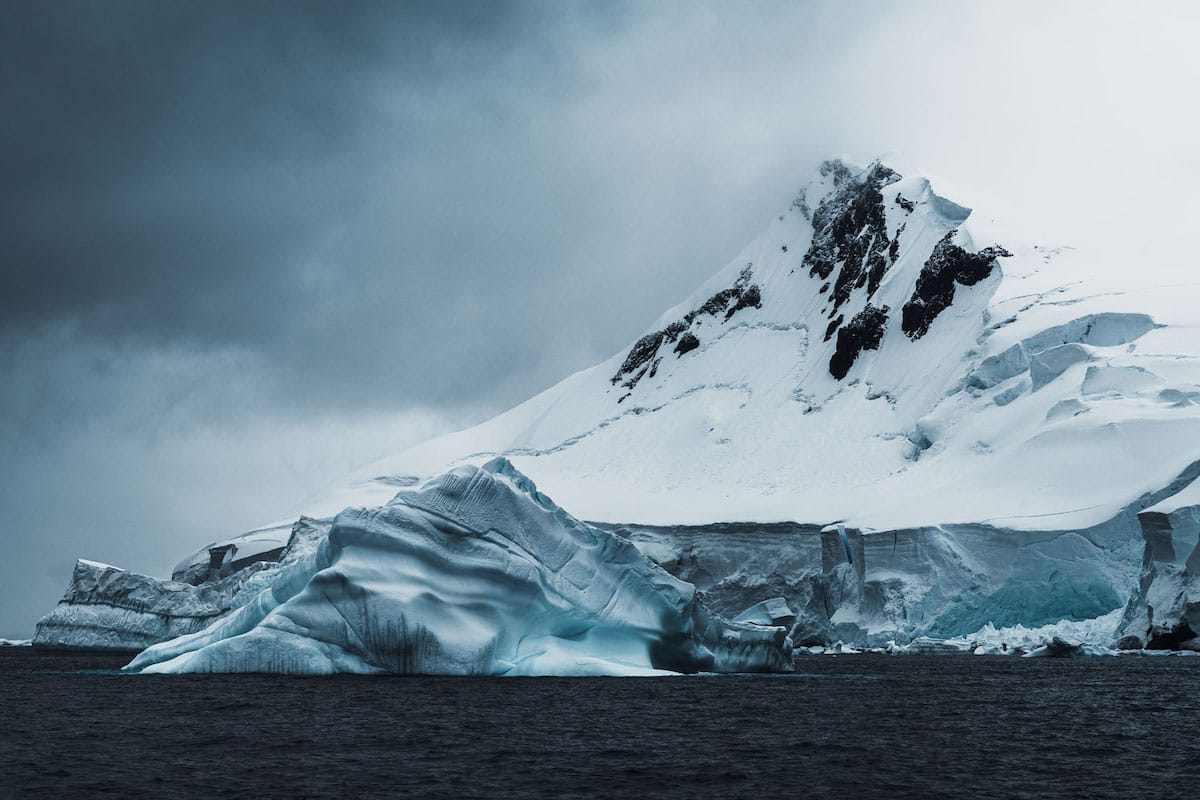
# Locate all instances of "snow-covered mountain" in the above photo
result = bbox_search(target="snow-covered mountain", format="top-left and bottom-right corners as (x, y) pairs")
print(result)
(37, 159), (1200, 655)
(312, 160), (1199, 533)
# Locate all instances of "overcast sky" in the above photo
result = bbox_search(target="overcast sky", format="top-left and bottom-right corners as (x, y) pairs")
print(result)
(3, 0), (1198, 637)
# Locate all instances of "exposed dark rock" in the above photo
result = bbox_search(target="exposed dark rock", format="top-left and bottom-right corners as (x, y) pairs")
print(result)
(614, 333), (665, 385)
(1034, 636), (1083, 657)
(696, 268), (758, 319)
(829, 304), (888, 379)
(611, 265), (762, 392)
(821, 158), (854, 183)
(803, 162), (903, 324)
(1145, 619), (1198, 650)
(894, 193), (914, 213)
(901, 232), (1011, 339)
(1116, 634), (1143, 651)
(823, 314), (844, 343)
(725, 284), (761, 320)
(791, 195), (811, 219)
(888, 223), (905, 262)
(792, 159), (853, 221)
(674, 332), (699, 355)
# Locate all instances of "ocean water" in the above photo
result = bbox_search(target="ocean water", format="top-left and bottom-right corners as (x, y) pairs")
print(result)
(2, 648), (1199, 799)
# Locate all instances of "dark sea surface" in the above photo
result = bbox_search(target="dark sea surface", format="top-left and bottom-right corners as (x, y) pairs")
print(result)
(2, 648), (1199, 799)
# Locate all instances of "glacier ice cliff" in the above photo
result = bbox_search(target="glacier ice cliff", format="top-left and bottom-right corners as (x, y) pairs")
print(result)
(1118, 471), (1200, 650)
(35, 518), (329, 651)
(124, 459), (793, 675)
(35, 559), (244, 651)
(605, 517), (1141, 650)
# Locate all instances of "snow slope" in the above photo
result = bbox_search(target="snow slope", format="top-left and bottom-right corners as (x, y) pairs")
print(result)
(314, 160), (1200, 536)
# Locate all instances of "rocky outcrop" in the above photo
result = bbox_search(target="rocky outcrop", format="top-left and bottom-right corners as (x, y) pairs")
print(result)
(901, 233), (1010, 339)
(611, 265), (762, 393)
(804, 161), (903, 320)
(828, 304), (889, 379)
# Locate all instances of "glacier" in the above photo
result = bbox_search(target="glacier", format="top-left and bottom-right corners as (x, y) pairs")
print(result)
(36, 157), (1200, 662)
(124, 459), (793, 675)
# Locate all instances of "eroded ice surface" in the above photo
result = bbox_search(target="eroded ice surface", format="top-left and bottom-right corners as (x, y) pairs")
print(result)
(125, 459), (792, 675)
(34, 519), (330, 651)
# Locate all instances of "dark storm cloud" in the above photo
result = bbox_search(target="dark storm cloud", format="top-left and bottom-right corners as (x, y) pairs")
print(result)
(2, 0), (618, 411)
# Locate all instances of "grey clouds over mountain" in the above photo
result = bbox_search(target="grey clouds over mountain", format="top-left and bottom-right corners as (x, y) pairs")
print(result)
(3, 1), (1199, 636)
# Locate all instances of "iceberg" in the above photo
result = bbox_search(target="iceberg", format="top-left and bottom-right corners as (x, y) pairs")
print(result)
(125, 459), (793, 675)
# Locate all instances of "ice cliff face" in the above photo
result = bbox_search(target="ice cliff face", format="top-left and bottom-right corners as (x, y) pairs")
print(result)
(125, 459), (792, 675)
(35, 518), (329, 650)
(1118, 474), (1200, 650)
(38, 158), (1200, 654)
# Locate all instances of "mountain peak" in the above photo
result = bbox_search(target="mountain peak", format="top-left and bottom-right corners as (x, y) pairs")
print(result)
(606, 159), (1009, 400)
